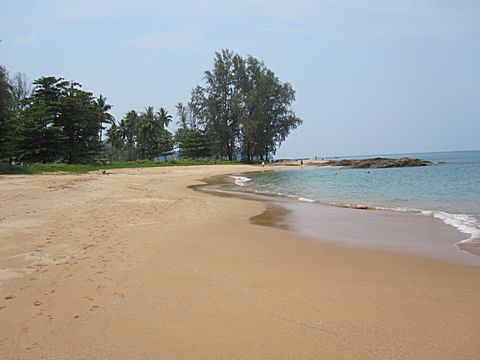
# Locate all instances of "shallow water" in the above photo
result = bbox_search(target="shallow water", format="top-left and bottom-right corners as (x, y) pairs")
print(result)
(235, 150), (480, 259)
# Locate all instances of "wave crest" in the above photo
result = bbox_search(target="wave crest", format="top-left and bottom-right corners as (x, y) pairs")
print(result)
(230, 175), (252, 187)
(428, 212), (480, 249)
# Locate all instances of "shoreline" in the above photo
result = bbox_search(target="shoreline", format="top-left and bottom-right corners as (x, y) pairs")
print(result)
(195, 170), (480, 266)
(1, 165), (480, 359)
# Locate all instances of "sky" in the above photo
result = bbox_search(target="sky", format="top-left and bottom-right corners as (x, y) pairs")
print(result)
(1, 0), (479, 158)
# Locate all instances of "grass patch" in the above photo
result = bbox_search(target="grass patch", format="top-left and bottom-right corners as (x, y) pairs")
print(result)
(0, 160), (246, 175)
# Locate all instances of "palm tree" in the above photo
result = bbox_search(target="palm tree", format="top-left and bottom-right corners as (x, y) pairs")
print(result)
(119, 110), (138, 147)
(157, 107), (172, 128)
(105, 120), (123, 149)
(96, 95), (115, 140)
(137, 106), (162, 159)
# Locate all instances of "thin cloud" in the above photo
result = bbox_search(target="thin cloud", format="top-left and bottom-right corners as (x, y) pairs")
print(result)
(55, 0), (143, 19)
(52, 0), (317, 20)
(264, 27), (311, 34)
(15, 32), (38, 44)
(129, 30), (204, 49)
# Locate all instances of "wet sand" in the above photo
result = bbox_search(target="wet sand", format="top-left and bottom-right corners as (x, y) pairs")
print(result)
(200, 173), (480, 266)
(1, 165), (480, 359)
(254, 200), (478, 266)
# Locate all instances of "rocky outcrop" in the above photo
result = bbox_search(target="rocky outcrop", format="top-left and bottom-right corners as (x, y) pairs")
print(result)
(325, 157), (433, 169)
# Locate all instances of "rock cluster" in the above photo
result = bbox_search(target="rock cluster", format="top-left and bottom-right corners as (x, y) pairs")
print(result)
(325, 157), (433, 169)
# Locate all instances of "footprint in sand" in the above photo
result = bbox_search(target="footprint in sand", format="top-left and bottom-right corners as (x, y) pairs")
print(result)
(25, 344), (35, 351)
(4, 294), (16, 300)
(33, 300), (42, 306)
(31, 311), (43, 319)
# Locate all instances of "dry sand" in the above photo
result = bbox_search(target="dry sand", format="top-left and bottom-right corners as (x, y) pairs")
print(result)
(0, 165), (479, 359)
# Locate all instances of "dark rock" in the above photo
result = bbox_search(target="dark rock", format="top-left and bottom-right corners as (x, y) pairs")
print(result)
(325, 157), (433, 169)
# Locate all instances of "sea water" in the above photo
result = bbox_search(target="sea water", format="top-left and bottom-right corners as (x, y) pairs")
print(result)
(236, 150), (480, 253)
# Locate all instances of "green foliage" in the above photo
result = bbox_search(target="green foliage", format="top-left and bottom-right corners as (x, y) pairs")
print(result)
(105, 106), (175, 161)
(16, 77), (103, 163)
(96, 94), (114, 140)
(0, 66), (14, 160)
(136, 106), (160, 158)
(176, 128), (211, 159)
(157, 130), (175, 160)
(185, 49), (302, 161)
(9, 72), (31, 113)
(175, 101), (213, 159)
(61, 85), (104, 162)
(0, 159), (243, 175)
(1, 49), (302, 165)
(157, 107), (172, 128)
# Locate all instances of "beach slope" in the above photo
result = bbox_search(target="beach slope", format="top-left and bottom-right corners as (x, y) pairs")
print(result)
(0, 165), (479, 359)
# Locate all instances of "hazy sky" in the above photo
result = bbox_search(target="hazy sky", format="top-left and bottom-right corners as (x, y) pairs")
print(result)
(1, 0), (479, 157)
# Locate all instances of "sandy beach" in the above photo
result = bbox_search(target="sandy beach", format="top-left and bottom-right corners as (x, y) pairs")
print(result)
(1, 165), (480, 359)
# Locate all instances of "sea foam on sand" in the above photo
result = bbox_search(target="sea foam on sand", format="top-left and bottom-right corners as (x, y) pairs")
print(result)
(230, 175), (252, 187)
(424, 211), (480, 254)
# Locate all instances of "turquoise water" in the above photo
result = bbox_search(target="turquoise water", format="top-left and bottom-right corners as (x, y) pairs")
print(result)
(236, 150), (480, 247)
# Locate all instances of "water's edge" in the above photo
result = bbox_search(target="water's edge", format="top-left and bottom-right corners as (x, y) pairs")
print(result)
(231, 170), (480, 257)
(191, 171), (480, 267)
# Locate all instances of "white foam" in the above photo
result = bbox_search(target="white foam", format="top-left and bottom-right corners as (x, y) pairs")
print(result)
(285, 194), (315, 203)
(380, 208), (480, 246)
(430, 212), (480, 246)
(344, 205), (480, 247)
(376, 205), (423, 213)
(232, 177), (480, 248)
(230, 175), (252, 187)
(298, 197), (315, 203)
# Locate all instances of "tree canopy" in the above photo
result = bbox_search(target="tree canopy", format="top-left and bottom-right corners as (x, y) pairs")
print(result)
(18, 77), (103, 163)
(0, 66), (14, 160)
(106, 107), (174, 161)
(1, 49), (302, 164)
(177, 49), (302, 161)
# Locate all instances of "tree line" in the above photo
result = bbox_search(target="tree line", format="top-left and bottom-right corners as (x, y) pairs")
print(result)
(0, 49), (302, 164)
(175, 49), (302, 161)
